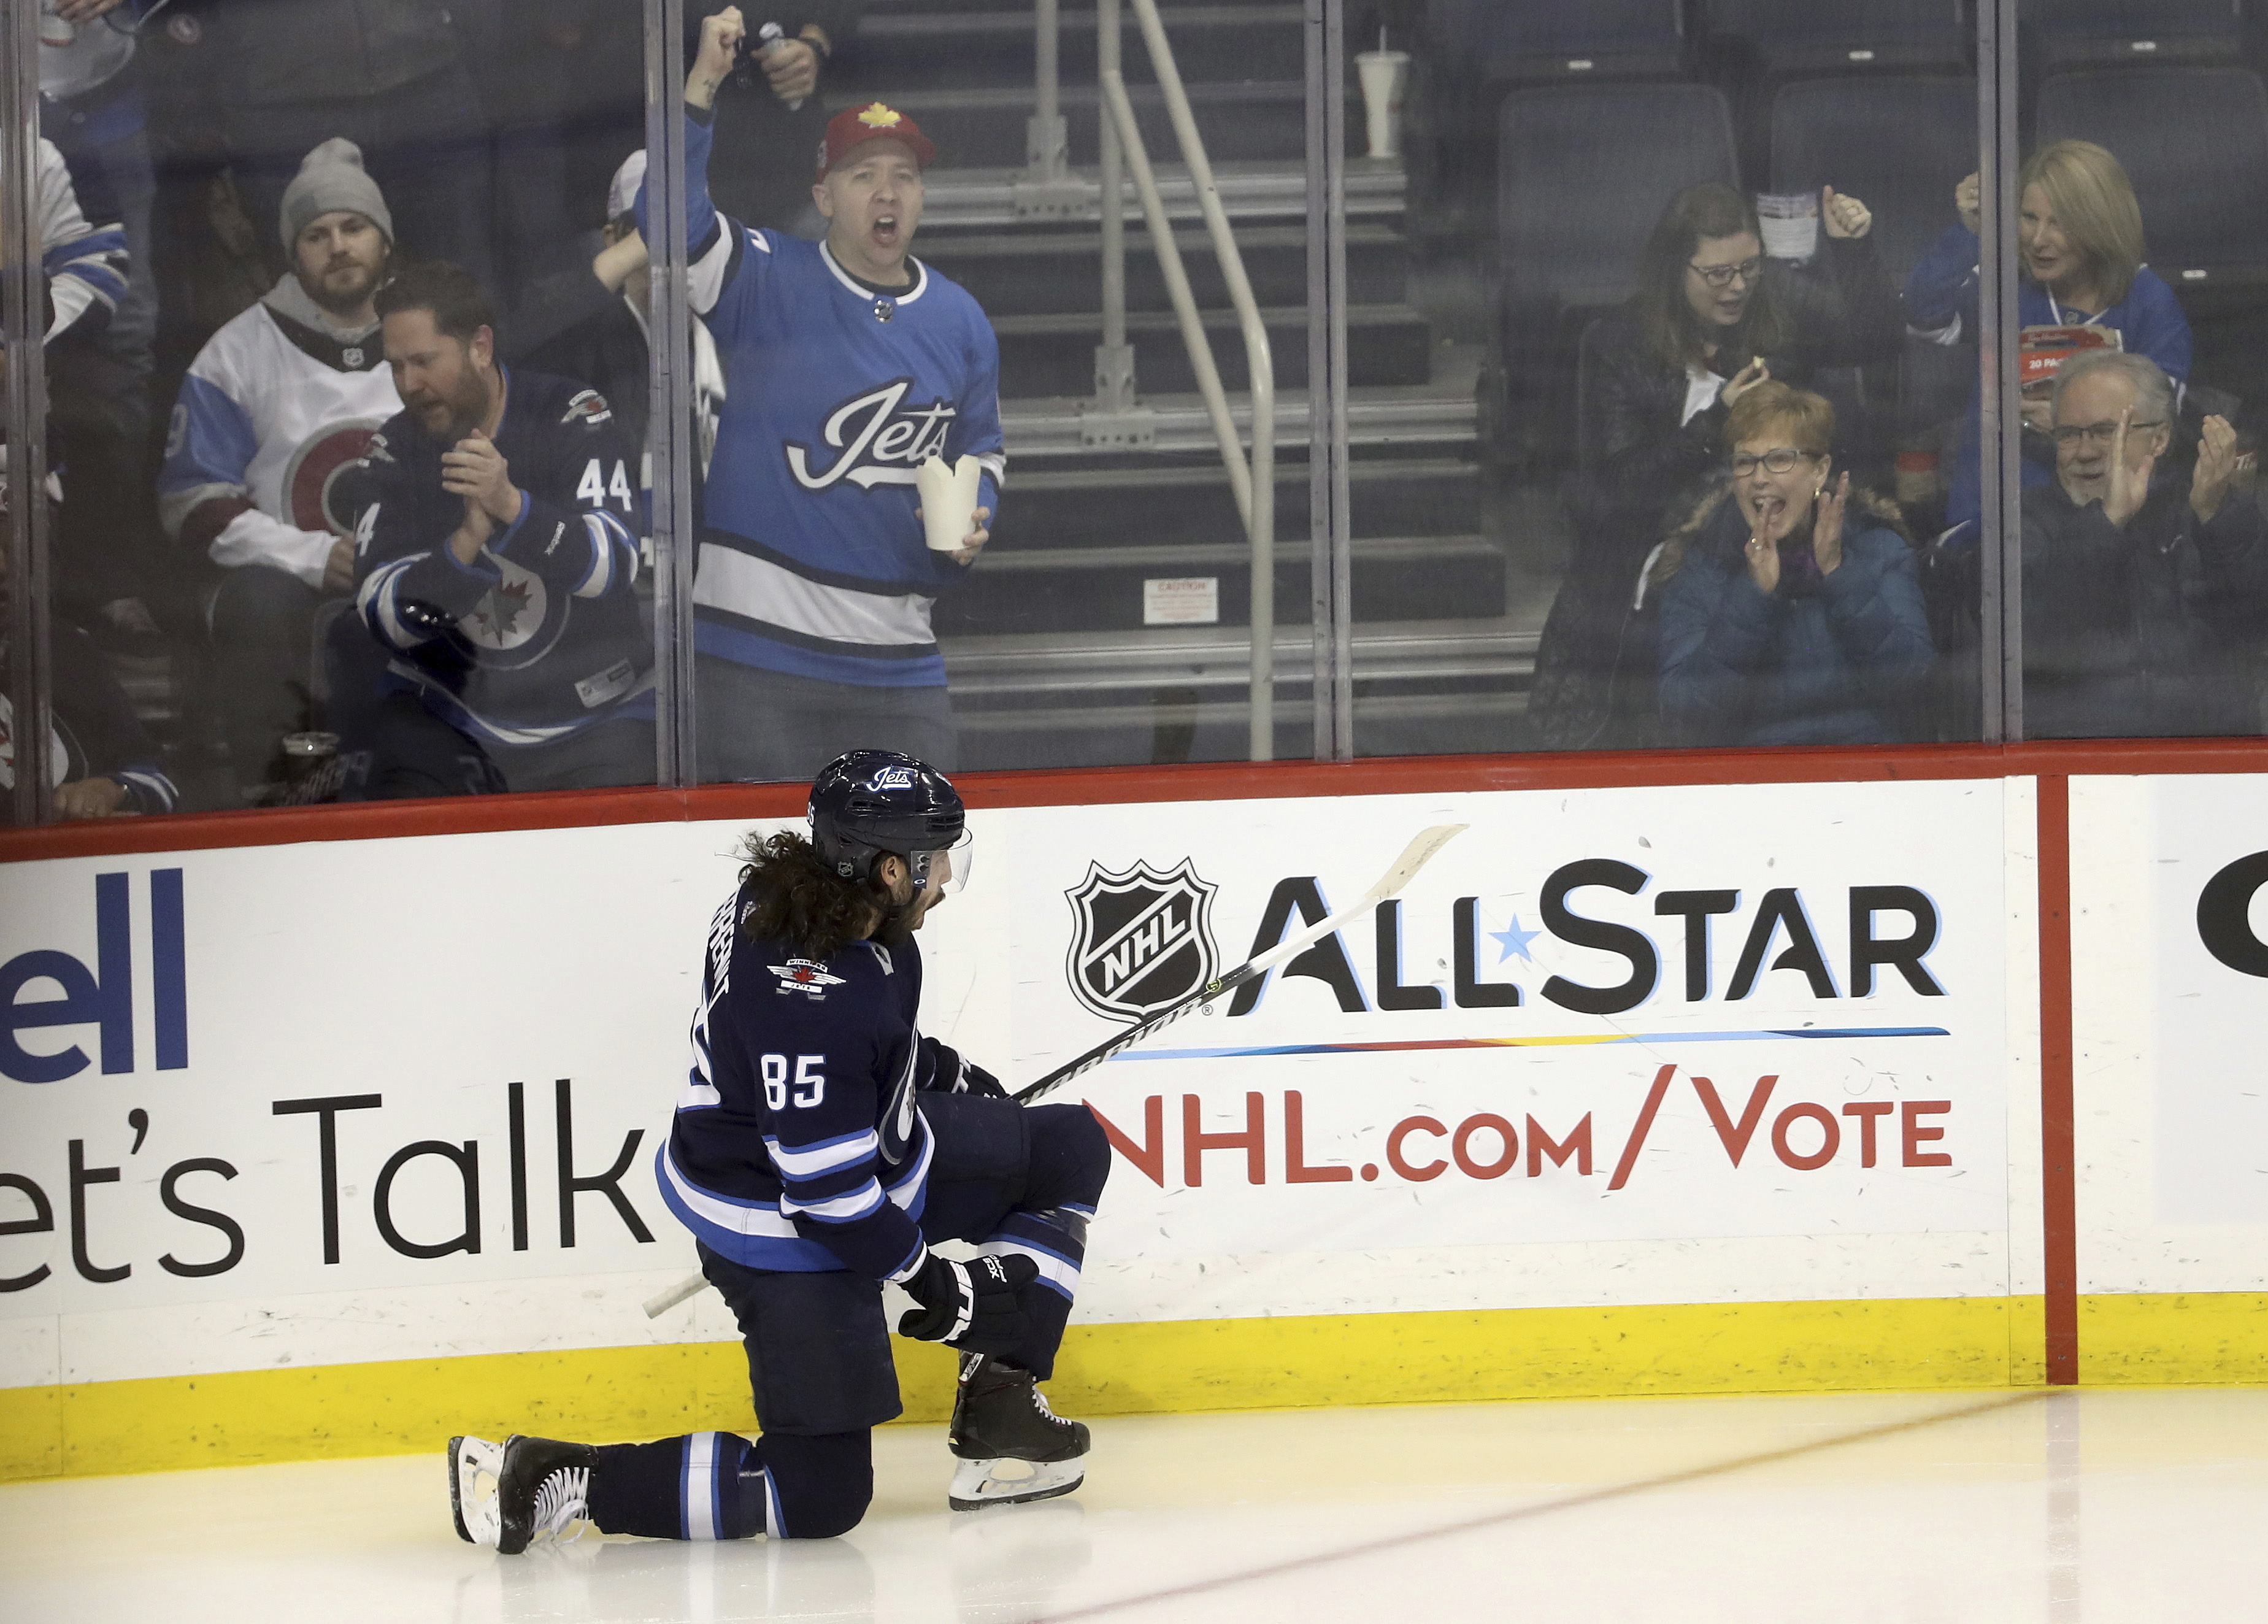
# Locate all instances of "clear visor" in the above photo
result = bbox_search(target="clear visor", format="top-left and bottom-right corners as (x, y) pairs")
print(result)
(910, 829), (974, 898)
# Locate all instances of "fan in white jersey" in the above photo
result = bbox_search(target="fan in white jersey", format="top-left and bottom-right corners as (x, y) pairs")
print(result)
(158, 138), (402, 802)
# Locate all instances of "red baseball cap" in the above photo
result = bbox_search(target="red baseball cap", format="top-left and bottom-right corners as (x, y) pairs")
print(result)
(817, 102), (938, 177)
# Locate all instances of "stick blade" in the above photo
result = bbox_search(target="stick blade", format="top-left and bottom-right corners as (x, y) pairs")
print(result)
(1363, 823), (1468, 903)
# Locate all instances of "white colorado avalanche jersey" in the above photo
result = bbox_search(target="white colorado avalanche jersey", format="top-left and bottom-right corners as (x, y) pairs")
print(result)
(158, 290), (404, 586)
(659, 110), (1005, 689)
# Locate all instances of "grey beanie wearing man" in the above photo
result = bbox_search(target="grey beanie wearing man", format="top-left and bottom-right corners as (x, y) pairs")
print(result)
(279, 138), (396, 250)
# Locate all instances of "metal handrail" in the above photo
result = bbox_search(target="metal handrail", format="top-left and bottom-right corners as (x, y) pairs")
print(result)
(1101, 0), (1278, 760)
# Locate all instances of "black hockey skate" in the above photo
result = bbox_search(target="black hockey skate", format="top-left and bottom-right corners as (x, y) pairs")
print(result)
(947, 1353), (1090, 1510)
(448, 1433), (599, 1553)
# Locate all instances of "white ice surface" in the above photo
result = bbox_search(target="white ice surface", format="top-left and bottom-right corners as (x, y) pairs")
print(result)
(6, 1387), (2264, 1621)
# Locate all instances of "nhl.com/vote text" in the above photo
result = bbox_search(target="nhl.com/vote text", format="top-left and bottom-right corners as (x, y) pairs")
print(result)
(1089, 1073), (1956, 1193)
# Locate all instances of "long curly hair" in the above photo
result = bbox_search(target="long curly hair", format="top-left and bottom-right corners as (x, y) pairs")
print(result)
(737, 831), (888, 961)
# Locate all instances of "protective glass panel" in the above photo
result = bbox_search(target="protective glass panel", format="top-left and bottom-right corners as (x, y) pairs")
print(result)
(17, 0), (666, 818)
(1385, 0), (1983, 754)
(2010, 1), (2268, 742)
(680, 0), (1321, 783)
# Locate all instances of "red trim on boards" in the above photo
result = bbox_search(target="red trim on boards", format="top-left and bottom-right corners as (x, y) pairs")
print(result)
(16, 734), (2268, 866)
(2035, 774), (2080, 1385)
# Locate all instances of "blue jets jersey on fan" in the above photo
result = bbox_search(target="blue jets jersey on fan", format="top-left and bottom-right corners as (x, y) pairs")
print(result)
(658, 881), (983, 1281)
(645, 109), (1005, 689)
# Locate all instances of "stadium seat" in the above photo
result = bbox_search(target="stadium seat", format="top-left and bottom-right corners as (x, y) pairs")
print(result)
(1769, 75), (1978, 282)
(2021, 0), (2247, 71)
(1428, 0), (1686, 85)
(1497, 81), (1741, 312)
(1704, 0), (1970, 75)
(2035, 67), (2268, 278)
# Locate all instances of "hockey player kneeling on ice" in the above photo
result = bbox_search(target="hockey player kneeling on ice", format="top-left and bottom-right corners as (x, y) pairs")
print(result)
(449, 750), (1110, 1550)
(349, 260), (653, 796)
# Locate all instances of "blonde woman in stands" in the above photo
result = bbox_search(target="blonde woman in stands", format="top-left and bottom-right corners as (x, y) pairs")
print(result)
(1905, 139), (2192, 545)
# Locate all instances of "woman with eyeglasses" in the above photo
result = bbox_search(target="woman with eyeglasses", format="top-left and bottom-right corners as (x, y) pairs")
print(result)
(1905, 140), (2193, 546)
(1653, 382), (1933, 747)
(1529, 182), (1901, 749)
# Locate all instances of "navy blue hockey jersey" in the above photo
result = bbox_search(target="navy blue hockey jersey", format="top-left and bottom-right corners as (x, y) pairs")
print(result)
(658, 881), (979, 1280)
(352, 366), (650, 748)
(646, 108), (1005, 690)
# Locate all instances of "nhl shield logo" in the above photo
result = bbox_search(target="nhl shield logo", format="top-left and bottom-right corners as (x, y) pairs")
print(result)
(1064, 858), (1218, 1022)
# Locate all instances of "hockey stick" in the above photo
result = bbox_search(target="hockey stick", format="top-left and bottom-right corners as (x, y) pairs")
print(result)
(644, 822), (1467, 1317)
(643, 1274), (712, 1318)
(1010, 822), (1469, 1104)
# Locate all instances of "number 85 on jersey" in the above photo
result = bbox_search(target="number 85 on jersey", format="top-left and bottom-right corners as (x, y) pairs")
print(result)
(763, 1053), (827, 1110)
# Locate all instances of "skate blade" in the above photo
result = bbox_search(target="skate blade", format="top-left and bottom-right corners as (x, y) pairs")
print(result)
(948, 1455), (1086, 1512)
(449, 1434), (505, 1547)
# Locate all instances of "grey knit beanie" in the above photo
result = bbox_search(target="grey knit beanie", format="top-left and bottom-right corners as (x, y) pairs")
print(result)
(279, 139), (394, 252)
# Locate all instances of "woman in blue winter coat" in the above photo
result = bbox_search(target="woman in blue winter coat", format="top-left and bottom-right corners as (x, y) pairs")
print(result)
(1905, 139), (2191, 543)
(1656, 383), (1935, 747)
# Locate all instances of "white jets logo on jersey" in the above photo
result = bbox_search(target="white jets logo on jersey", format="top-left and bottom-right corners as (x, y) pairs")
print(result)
(769, 959), (847, 998)
(786, 377), (956, 492)
(459, 556), (556, 661)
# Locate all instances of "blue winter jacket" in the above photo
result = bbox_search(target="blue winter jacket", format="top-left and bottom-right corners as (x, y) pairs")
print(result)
(1903, 220), (2193, 541)
(1658, 490), (1936, 747)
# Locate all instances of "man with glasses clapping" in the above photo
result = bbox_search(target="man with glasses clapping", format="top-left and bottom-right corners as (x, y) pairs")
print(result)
(2023, 349), (2268, 738)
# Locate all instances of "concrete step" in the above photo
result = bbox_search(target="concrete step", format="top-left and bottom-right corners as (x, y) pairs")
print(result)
(845, 4), (1307, 89)
(990, 302), (1434, 396)
(921, 220), (1413, 315)
(941, 615), (1540, 769)
(998, 369), (1479, 458)
(918, 158), (1407, 231)
(844, 79), (1312, 170)
(991, 453), (1483, 553)
(936, 533), (1505, 636)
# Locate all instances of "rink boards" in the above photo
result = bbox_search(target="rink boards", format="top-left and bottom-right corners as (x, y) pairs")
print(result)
(1, 765), (2264, 1477)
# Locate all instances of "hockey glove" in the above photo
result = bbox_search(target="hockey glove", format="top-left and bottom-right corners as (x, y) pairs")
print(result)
(897, 1250), (1038, 1355)
(918, 1037), (1009, 1098)
(955, 1061), (1008, 1099)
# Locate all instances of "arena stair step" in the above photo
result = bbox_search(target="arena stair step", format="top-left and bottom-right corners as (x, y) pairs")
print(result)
(849, 4), (1310, 88)
(990, 301), (1435, 396)
(918, 217), (1414, 316)
(937, 533), (1507, 636)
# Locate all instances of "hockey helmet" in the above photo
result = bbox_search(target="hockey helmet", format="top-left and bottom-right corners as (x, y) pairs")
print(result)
(809, 750), (972, 897)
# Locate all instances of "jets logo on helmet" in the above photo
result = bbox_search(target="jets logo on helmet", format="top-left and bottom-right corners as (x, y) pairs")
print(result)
(809, 751), (971, 895)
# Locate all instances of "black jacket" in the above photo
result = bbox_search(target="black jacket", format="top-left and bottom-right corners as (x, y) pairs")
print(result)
(1575, 235), (1903, 550)
(2022, 479), (2268, 739)
(691, 2), (869, 231)
(504, 270), (654, 452)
